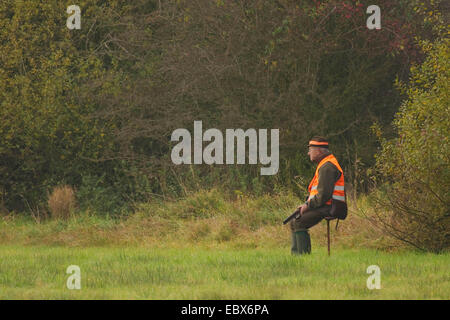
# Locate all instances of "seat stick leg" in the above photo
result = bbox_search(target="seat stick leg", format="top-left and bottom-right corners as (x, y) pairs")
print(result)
(327, 220), (330, 256)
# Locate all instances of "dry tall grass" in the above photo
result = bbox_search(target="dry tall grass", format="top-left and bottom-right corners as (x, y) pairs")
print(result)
(1, 189), (401, 250)
(47, 185), (76, 219)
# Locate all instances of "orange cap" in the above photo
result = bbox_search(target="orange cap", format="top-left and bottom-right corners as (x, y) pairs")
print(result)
(308, 140), (329, 147)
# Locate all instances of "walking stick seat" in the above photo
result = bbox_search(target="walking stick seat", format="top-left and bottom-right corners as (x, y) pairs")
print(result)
(324, 216), (339, 256)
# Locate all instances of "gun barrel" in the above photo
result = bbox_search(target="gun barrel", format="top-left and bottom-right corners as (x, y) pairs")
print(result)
(283, 209), (300, 225)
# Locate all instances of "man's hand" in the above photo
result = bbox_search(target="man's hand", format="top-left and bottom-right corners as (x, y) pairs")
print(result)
(297, 203), (308, 217)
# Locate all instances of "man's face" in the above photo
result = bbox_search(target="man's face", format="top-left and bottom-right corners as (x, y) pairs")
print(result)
(308, 146), (322, 162)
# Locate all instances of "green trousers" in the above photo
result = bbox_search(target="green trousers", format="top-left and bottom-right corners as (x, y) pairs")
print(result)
(291, 230), (311, 255)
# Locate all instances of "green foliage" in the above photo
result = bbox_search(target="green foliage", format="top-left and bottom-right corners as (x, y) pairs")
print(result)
(76, 164), (154, 216)
(0, 1), (152, 212)
(76, 174), (125, 216)
(0, 0), (439, 216)
(373, 37), (450, 252)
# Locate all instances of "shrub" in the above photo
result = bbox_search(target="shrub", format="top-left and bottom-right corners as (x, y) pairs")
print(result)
(370, 36), (449, 253)
(76, 174), (128, 216)
(48, 185), (77, 220)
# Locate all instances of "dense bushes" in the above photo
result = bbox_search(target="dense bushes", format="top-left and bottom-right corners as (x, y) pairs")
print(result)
(0, 1), (146, 212)
(371, 36), (449, 252)
(96, 0), (424, 198)
(0, 0), (437, 215)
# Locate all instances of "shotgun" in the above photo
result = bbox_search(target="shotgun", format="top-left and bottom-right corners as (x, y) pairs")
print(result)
(282, 208), (300, 225)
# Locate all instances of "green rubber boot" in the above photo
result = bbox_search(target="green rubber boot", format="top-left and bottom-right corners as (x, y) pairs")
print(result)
(291, 230), (311, 255)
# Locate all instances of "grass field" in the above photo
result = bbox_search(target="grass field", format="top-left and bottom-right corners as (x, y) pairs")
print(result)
(0, 190), (448, 299)
(0, 245), (448, 299)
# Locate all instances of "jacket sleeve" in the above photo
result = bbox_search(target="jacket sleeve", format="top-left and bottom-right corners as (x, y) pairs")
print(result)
(307, 162), (341, 209)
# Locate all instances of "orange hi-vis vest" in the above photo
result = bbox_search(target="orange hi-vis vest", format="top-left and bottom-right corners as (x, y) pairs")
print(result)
(308, 154), (345, 205)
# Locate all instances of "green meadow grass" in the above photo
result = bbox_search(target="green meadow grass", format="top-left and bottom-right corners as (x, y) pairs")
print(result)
(0, 190), (448, 299)
(0, 245), (448, 299)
